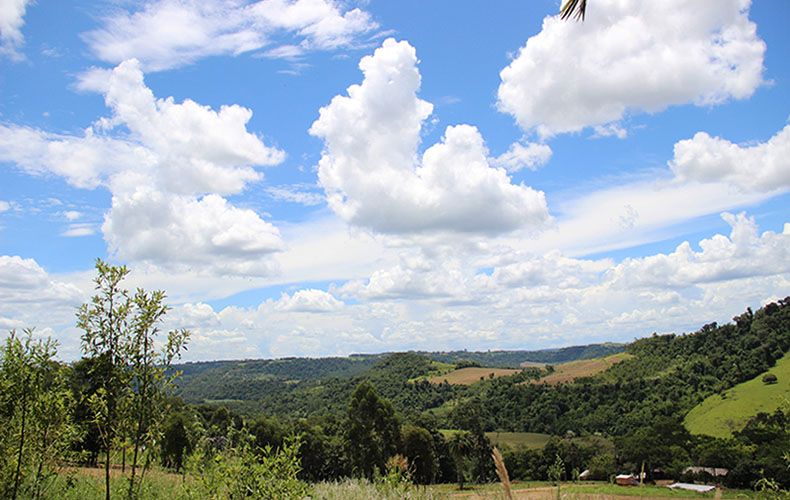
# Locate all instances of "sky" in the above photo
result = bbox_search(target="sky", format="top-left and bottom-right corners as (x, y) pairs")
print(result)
(1, 0), (789, 362)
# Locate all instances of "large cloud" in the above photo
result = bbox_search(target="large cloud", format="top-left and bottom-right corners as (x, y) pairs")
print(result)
(0, 0), (30, 59)
(82, 0), (378, 71)
(0, 256), (85, 331)
(498, 0), (765, 137)
(605, 212), (790, 289)
(310, 38), (550, 236)
(671, 125), (790, 192)
(1, 60), (285, 275)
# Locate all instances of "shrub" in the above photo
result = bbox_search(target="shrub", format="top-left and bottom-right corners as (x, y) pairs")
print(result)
(762, 373), (778, 385)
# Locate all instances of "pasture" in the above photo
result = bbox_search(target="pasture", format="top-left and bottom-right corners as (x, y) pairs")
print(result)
(684, 350), (790, 438)
(525, 352), (632, 386)
(426, 367), (522, 385)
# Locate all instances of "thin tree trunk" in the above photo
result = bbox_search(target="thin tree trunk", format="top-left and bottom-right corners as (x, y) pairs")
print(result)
(11, 403), (27, 499)
(32, 424), (51, 500)
(12, 388), (28, 500)
(128, 331), (150, 500)
(105, 445), (111, 500)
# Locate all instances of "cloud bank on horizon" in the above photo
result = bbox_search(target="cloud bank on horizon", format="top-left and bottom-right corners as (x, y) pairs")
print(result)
(0, 0), (788, 361)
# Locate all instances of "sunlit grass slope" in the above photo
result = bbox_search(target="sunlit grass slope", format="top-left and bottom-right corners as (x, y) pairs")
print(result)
(426, 367), (522, 385)
(524, 352), (632, 386)
(684, 351), (790, 438)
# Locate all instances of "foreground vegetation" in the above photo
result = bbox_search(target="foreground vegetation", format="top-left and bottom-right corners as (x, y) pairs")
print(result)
(2, 259), (790, 499)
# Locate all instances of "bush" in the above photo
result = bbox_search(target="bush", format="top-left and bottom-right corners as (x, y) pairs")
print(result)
(183, 436), (309, 500)
(762, 373), (778, 385)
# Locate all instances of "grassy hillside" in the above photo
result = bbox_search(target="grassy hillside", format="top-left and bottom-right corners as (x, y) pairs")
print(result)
(524, 352), (632, 386)
(684, 350), (790, 438)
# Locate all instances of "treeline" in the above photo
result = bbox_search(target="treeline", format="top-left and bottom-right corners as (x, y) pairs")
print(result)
(501, 409), (790, 489)
(420, 342), (626, 368)
(464, 299), (790, 436)
(175, 354), (386, 401)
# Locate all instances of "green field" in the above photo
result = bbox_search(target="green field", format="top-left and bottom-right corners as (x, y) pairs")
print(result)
(485, 431), (552, 450)
(440, 430), (551, 450)
(684, 351), (790, 438)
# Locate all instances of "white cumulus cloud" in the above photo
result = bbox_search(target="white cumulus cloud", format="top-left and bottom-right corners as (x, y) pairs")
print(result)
(310, 38), (550, 236)
(0, 256), (85, 332)
(491, 141), (553, 172)
(671, 125), (790, 192)
(1, 60), (286, 275)
(498, 0), (766, 137)
(274, 288), (343, 312)
(605, 212), (790, 289)
(82, 0), (379, 71)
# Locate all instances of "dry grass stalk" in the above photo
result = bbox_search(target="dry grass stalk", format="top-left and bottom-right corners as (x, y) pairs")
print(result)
(491, 447), (513, 500)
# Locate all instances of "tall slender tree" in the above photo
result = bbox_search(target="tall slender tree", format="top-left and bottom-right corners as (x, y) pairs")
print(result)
(77, 259), (188, 500)
(0, 330), (73, 500)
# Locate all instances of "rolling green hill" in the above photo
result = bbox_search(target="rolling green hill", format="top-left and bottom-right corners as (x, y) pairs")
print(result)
(684, 350), (790, 438)
(171, 299), (790, 439)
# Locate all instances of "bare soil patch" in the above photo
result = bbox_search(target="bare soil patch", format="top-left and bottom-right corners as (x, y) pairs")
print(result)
(427, 367), (522, 385)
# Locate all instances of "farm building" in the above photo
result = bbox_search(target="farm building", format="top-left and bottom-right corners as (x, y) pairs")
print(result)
(615, 474), (640, 486)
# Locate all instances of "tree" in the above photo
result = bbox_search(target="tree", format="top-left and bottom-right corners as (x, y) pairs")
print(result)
(448, 431), (473, 490)
(401, 425), (437, 484)
(345, 381), (400, 479)
(763, 373), (778, 385)
(0, 330), (73, 500)
(125, 287), (189, 498)
(250, 415), (284, 454)
(77, 259), (189, 500)
(160, 411), (193, 472)
(67, 355), (112, 467)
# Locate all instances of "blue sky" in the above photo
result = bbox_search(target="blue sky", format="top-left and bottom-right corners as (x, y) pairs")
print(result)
(1, 0), (789, 361)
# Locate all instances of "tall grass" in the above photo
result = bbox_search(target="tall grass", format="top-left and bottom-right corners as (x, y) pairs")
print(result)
(492, 447), (513, 500)
(311, 478), (448, 500)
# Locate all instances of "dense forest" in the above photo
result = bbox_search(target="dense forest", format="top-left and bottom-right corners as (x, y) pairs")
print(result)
(2, 260), (790, 499)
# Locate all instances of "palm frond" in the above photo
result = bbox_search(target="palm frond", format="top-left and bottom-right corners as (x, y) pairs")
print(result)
(560, 0), (587, 21)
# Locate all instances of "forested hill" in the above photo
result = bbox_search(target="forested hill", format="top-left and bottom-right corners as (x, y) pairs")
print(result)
(468, 298), (790, 436)
(173, 342), (623, 402)
(173, 298), (790, 438)
(418, 342), (625, 367)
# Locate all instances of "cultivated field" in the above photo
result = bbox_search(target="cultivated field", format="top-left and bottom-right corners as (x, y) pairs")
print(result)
(524, 352), (632, 386)
(684, 350), (790, 437)
(426, 367), (522, 385)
